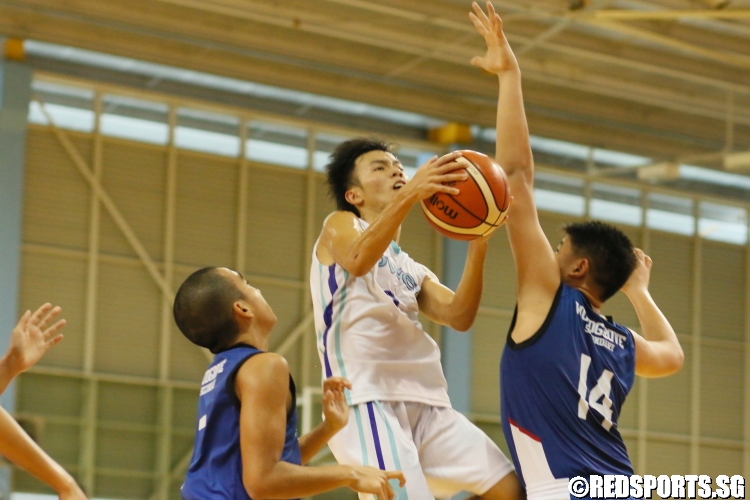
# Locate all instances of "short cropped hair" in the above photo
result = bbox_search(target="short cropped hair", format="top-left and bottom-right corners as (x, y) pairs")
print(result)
(173, 267), (244, 353)
(326, 138), (392, 216)
(564, 221), (637, 302)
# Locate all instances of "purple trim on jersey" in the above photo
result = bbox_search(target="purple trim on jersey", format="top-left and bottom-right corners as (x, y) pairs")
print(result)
(321, 265), (338, 378)
(383, 290), (400, 307)
(366, 402), (386, 470)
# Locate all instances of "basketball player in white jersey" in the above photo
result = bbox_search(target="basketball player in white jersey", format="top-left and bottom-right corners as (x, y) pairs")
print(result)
(310, 148), (521, 495)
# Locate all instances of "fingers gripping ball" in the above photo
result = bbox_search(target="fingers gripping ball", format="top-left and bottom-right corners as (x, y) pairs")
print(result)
(421, 150), (510, 240)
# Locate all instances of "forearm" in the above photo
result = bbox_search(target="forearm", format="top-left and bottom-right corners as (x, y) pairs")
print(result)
(627, 288), (684, 377)
(298, 421), (340, 465)
(0, 355), (22, 396)
(346, 191), (416, 275)
(447, 240), (488, 331)
(628, 290), (677, 344)
(246, 462), (354, 499)
(495, 70), (534, 180)
(0, 407), (77, 493)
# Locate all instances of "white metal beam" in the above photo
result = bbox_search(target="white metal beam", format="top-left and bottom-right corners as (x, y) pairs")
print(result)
(301, 130), (317, 389)
(588, 9), (750, 20)
(690, 203), (703, 474)
(78, 92), (103, 495)
(236, 118), (250, 275)
(744, 220), (750, 478)
(637, 199), (651, 475)
(152, 106), (178, 500)
(275, 312), (315, 358)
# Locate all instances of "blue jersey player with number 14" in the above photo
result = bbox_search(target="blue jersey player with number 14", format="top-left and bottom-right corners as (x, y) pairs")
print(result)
(470, 2), (685, 499)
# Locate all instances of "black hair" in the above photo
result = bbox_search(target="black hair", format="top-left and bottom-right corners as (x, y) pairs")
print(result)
(173, 267), (244, 353)
(326, 138), (392, 216)
(563, 220), (637, 302)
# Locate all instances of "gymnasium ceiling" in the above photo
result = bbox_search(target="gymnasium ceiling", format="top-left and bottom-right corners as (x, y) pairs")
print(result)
(1, 0), (750, 181)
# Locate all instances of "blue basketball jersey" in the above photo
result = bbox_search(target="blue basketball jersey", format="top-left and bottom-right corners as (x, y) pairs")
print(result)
(182, 344), (301, 500)
(501, 285), (635, 500)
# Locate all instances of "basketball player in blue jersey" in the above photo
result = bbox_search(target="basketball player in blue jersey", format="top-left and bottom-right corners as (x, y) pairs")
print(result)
(173, 267), (405, 500)
(311, 148), (520, 494)
(0, 303), (87, 500)
(470, 2), (685, 499)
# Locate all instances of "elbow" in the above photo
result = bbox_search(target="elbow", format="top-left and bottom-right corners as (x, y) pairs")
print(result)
(670, 346), (685, 374)
(502, 158), (533, 175)
(664, 340), (685, 376)
(243, 476), (269, 500)
(243, 484), (262, 500)
(656, 347), (685, 378)
(444, 306), (478, 332)
(341, 257), (370, 278)
(348, 265), (370, 278)
(449, 316), (474, 333)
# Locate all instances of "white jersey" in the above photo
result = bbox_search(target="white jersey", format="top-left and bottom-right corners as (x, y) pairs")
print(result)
(310, 218), (451, 407)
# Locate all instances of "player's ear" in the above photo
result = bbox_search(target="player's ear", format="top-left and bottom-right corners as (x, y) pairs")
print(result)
(233, 301), (254, 319)
(570, 257), (589, 278)
(344, 186), (363, 207)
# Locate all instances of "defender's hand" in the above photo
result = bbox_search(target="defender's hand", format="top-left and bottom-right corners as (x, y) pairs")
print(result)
(321, 377), (352, 432)
(621, 248), (652, 298)
(470, 1), (519, 75)
(400, 151), (468, 202)
(348, 466), (406, 500)
(3, 304), (66, 377)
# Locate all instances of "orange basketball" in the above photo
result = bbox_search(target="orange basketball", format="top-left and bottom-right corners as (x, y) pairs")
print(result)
(420, 150), (510, 240)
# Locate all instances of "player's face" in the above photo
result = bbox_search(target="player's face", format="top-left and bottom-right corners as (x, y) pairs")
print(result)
(221, 268), (278, 328)
(350, 150), (406, 212)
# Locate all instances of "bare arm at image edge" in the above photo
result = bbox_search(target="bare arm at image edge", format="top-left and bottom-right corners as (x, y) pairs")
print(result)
(0, 304), (87, 500)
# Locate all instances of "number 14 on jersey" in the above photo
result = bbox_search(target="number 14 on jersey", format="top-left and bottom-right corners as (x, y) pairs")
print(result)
(577, 353), (615, 431)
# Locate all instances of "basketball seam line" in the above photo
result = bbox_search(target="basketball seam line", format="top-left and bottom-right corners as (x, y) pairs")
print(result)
(439, 161), (493, 227)
(470, 154), (508, 211)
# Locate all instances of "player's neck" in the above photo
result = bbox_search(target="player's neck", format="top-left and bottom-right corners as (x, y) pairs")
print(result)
(577, 286), (603, 312)
(234, 326), (271, 352)
(358, 206), (402, 244)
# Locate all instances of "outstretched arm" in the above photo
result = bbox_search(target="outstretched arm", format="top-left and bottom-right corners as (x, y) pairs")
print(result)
(318, 152), (466, 277)
(0, 304), (86, 500)
(622, 249), (684, 377)
(418, 237), (489, 332)
(238, 354), (405, 499)
(471, 1), (558, 342)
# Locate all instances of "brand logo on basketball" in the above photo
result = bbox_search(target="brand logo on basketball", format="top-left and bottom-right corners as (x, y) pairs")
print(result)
(428, 194), (459, 220)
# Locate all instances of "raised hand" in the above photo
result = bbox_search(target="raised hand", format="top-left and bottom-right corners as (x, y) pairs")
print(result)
(401, 151), (468, 201)
(321, 376), (352, 432)
(470, 1), (519, 75)
(349, 466), (406, 500)
(621, 248), (652, 298)
(3, 303), (66, 377)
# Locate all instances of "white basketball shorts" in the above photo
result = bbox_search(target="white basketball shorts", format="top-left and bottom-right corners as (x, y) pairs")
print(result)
(327, 400), (515, 500)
